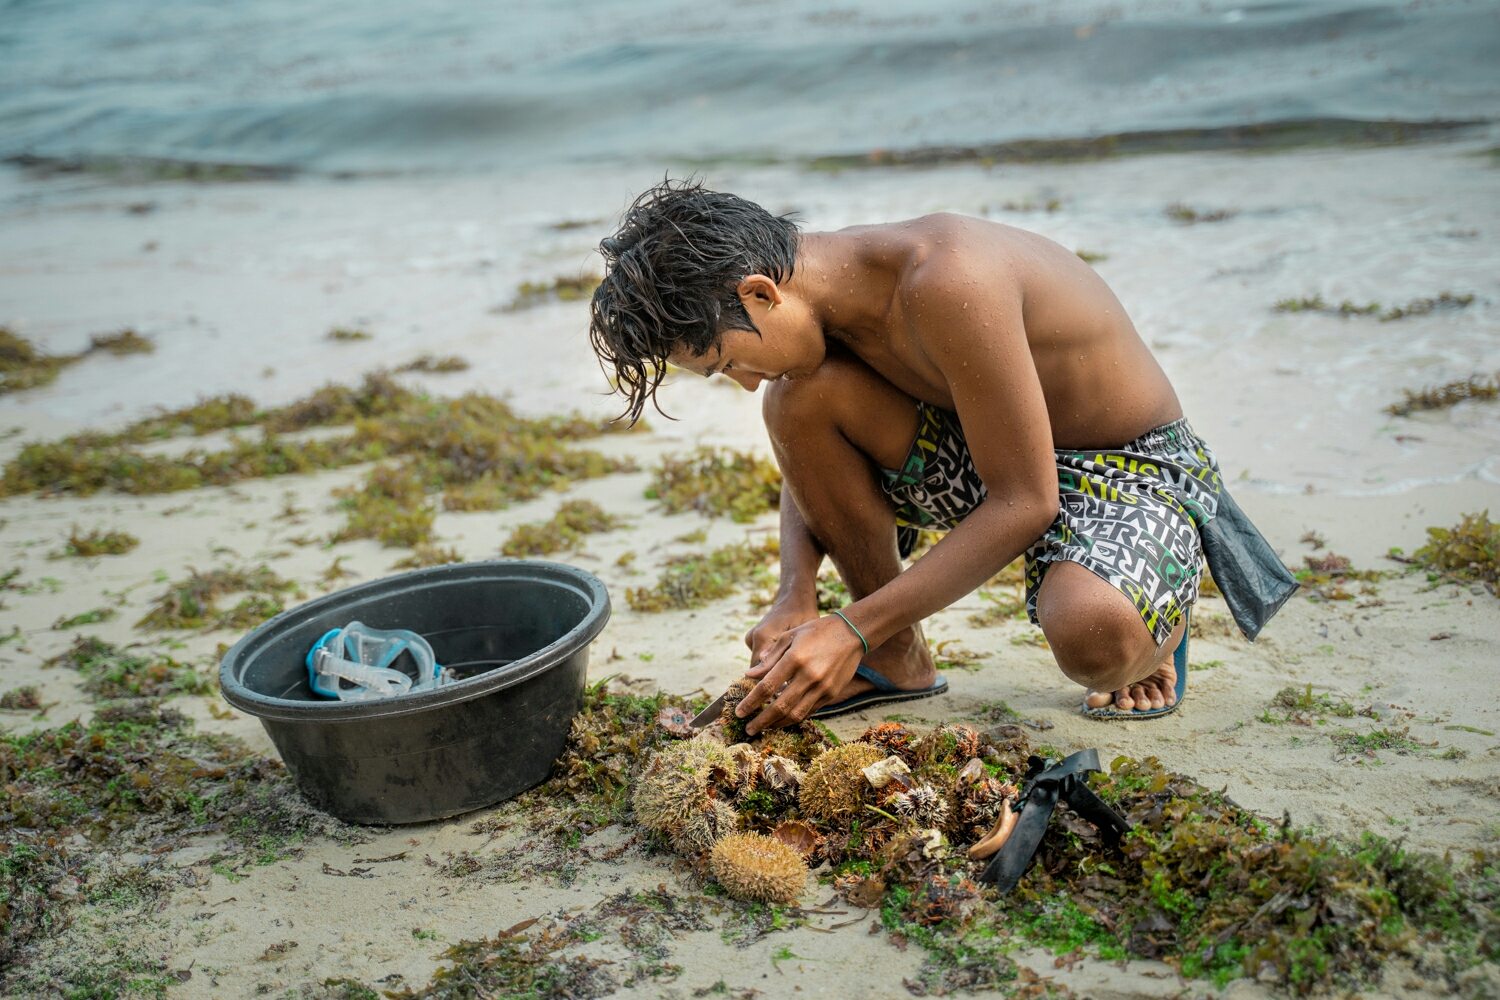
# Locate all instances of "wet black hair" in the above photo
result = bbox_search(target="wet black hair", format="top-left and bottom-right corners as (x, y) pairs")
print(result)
(589, 178), (800, 423)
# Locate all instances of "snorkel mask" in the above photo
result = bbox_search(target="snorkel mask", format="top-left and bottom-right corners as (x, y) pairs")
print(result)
(306, 621), (454, 701)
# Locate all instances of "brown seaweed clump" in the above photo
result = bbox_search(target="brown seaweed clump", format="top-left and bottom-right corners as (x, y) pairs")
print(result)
(709, 832), (808, 903)
(1386, 373), (1498, 417)
(799, 742), (885, 823)
(632, 738), (738, 848)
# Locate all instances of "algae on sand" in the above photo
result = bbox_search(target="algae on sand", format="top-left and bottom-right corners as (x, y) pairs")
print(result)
(502, 499), (624, 557)
(53, 526), (139, 558)
(1386, 373), (1498, 416)
(626, 537), (779, 612)
(0, 328), (83, 395)
(1406, 510), (1499, 586)
(135, 565), (303, 631)
(0, 373), (638, 554)
(646, 447), (781, 523)
(0, 703), (362, 988)
(46, 635), (214, 700)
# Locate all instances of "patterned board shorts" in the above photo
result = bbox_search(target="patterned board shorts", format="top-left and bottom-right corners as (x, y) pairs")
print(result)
(881, 404), (1223, 646)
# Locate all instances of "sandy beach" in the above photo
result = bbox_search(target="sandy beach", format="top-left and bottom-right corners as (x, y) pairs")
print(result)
(0, 135), (1497, 998)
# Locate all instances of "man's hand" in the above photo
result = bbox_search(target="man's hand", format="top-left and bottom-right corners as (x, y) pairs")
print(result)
(744, 598), (819, 670)
(736, 614), (864, 735)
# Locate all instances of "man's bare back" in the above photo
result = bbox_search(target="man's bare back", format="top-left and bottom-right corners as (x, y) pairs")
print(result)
(784, 214), (1182, 451)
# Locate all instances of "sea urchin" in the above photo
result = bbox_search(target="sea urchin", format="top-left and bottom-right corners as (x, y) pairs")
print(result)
(709, 832), (808, 903)
(799, 741), (885, 822)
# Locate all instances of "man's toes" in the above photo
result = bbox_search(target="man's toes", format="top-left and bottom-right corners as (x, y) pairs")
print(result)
(1146, 684), (1166, 710)
(1085, 690), (1114, 709)
(1113, 687), (1136, 711)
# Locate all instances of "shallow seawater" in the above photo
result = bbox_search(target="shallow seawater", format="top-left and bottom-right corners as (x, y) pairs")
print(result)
(1, 0), (1496, 174)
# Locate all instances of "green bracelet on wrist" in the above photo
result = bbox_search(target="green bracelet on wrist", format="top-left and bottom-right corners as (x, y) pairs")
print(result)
(830, 609), (869, 656)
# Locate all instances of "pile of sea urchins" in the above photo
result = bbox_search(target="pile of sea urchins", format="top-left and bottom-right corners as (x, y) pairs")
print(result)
(631, 679), (1027, 905)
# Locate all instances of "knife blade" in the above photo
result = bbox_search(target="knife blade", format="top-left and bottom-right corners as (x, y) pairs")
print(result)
(690, 693), (726, 729)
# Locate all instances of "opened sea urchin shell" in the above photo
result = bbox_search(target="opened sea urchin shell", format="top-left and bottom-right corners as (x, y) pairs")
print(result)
(710, 832), (808, 903)
(799, 742), (885, 822)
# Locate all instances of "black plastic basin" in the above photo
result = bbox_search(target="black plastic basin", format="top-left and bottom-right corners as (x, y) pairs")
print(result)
(220, 560), (609, 825)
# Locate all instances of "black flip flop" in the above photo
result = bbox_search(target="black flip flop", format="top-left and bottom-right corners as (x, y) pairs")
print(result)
(1081, 609), (1190, 721)
(810, 664), (949, 720)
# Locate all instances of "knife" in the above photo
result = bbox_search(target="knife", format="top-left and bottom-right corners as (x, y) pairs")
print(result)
(690, 693), (726, 729)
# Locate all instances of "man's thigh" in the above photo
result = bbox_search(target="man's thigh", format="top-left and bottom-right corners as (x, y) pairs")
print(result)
(763, 348), (920, 472)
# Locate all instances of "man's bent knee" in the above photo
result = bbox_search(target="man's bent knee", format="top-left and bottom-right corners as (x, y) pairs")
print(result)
(1035, 561), (1160, 690)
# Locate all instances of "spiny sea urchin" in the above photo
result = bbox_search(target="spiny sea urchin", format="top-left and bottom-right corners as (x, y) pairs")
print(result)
(709, 832), (808, 903)
(799, 741), (885, 822)
(892, 784), (950, 828)
(859, 721), (916, 762)
(672, 797), (740, 854)
(958, 777), (1015, 837)
(914, 722), (981, 765)
(633, 738), (737, 834)
(720, 676), (755, 743)
(761, 754), (805, 791)
(726, 742), (762, 791)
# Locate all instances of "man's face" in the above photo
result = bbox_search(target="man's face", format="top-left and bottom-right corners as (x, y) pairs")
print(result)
(667, 278), (825, 392)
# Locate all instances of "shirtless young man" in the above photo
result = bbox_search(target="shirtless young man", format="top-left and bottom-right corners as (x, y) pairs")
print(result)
(589, 181), (1288, 736)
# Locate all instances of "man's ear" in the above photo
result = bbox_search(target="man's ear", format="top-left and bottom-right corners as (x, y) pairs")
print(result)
(736, 274), (783, 312)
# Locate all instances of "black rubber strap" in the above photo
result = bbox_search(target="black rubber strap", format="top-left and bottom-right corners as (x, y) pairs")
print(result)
(978, 748), (1132, 894)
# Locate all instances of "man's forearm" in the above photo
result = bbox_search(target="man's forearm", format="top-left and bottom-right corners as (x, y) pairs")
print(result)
(775, 484), (824, 606)
(837, 493), (1054, 651)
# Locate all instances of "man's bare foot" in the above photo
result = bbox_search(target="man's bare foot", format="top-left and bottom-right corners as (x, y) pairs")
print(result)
(1083, 661), (1178, 712)
(825, 624), (936, 706)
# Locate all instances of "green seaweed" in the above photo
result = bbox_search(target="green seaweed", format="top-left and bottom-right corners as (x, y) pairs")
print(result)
(1166, 203), (1237, 224)
(1274, 291), (1473, 322)
(1294, 552), (1388, 601)
(45, 635), (214, 700)
(135, 565), (303, 631)
(503, 274), (602, 312)
(646, 447), (781, 522)
(52, 607), (118, 630)
(0, 687), (40, 711)
(54, 526), (139, 558)
(327, 326), (373, 342)
(1269, 683), (1355, 721)
(395, 354), (469, 374)
(625, 538), (779, 612)
(88, 330), (154, 356)
(0, 327), (84, 395)
(0, 703), (362, 980)
(1406, 510), (1499, 585)
(501, 499), (624, 557)
(1387, 374), (1499, 416)
(391, 544), (464, 569)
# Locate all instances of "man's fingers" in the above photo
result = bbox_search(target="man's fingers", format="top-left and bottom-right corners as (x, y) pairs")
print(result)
(746, 673), (811, 736)
(737, 652), (794, 718)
